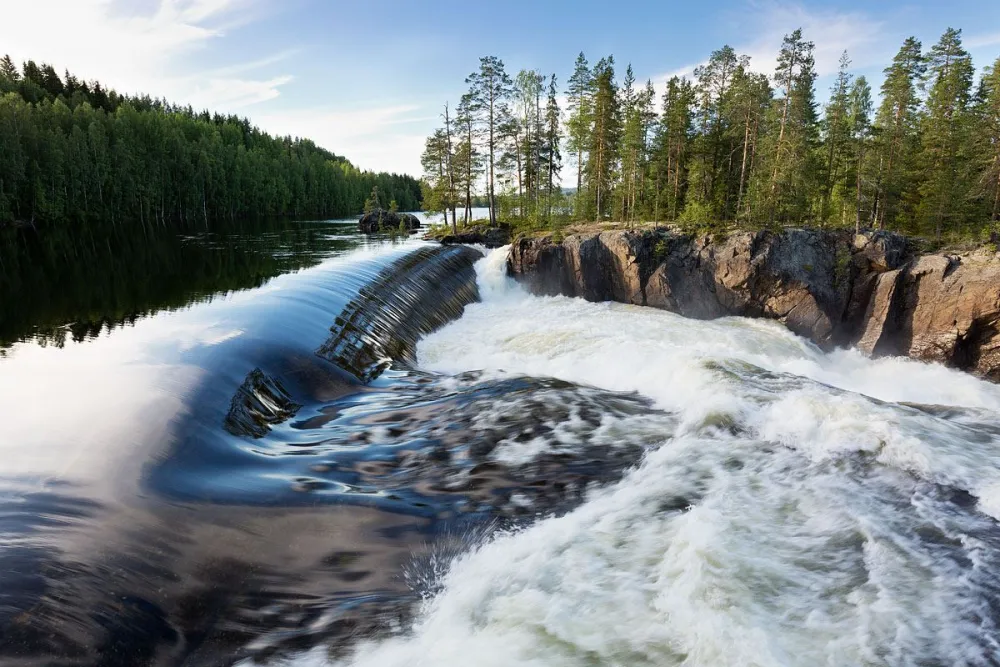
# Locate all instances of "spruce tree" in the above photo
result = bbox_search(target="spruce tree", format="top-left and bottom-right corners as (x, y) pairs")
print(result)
(0, 55), (18, 81)
(651, 76), (695, 221)
(729, 67), (771, 221)
(688, 46), (741, 220)
(542, 74), (562, 219)
(466, 56), (513, 225)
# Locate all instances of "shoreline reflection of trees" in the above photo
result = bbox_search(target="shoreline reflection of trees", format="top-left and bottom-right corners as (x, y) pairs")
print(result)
(0, 219), (357, 352)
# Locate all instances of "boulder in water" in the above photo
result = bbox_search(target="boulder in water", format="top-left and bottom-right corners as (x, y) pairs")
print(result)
(437, 223), (513, 249)
(358, 209), (421, 234)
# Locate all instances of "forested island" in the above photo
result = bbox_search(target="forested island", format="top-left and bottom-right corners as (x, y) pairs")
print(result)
(422, 28), (1000, 244)
(0, 56), (421, 229)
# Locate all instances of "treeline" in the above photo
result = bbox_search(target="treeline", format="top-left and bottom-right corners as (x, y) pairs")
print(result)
(422, 28), (1000, 241)
(0, 56), (421, 229)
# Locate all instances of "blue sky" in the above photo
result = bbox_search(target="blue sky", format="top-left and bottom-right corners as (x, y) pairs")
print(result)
(2, 0), (999, 180)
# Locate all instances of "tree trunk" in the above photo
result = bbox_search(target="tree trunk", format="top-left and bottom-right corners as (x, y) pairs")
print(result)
(443, 103), (458, 233)
(736, 105), (752, 221)
(769, 57), (796, 222)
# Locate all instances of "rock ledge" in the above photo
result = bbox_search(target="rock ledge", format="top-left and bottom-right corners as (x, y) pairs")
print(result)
(508, 228), (1000, 381)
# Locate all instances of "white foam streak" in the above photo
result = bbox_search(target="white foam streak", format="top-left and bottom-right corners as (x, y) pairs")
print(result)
(289, 247), (1000, 667)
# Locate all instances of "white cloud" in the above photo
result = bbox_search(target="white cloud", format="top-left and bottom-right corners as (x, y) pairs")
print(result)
(253, 105), (436, 176)
(652, 1), (887, 93)
(965, 31), (1000, 51)
(0, 0), (292, 110)
(738, 1), (887, 78)
(0, 0), (433, 175)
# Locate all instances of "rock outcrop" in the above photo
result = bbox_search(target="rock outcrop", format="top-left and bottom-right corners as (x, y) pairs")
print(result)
(358, 209), (421, 234)
(508, 228), (1000, 381)
(437, 223), (512, 249)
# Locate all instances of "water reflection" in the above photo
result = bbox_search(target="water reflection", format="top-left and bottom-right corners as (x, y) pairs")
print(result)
(0, 218), (361, 352)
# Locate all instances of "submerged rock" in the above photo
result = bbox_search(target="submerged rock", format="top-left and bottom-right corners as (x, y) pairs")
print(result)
(358, 208), (421, 234)
(508, 228), (1000, 381)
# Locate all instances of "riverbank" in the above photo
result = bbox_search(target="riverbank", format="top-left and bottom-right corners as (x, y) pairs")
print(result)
(507, 227), (1000, 382)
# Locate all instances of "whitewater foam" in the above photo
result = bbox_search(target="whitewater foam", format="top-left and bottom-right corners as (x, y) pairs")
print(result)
(273, 246), (1000, 667)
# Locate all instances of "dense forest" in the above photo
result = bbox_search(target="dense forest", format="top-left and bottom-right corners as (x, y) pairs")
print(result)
(422, 28), (1000, 242)
(0, 56), (421, 229)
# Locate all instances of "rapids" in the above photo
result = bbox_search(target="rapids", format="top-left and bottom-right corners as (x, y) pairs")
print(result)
(285, 246), (1000, 667)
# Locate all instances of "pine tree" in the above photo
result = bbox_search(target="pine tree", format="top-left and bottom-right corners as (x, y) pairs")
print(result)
(513, 69), (545, 219)
(846, 76), (874, 232)
(618, 64), (638, 223)
(566, 53), (593, 217)
(872, 37), (925, 230)
(918, 28), (975, 240)
(455, 93), (481, 224)
(421, 128), (454, 218)
(586, 57), (620, 221)
(441, 102), (458, 232)
(976, 57), (1000, 225)
(636, 80), (657, 221)
(760, 28), (819, 224)
(821, 52), (854, 224)
(542, 74), (562, 219)
(466, 56), (513, 225)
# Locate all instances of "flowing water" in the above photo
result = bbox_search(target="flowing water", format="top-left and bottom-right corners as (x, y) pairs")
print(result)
(3, 222), (1000, 666)
(293, 247), (1000, 667)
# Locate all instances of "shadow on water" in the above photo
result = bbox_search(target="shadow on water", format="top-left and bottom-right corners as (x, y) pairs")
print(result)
(0, 224), (670, 666)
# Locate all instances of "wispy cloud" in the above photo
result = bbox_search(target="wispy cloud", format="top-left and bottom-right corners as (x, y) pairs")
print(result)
(652, 0), (887, 92)
(0, 0), (292, 110)
(253, 105), (433, 175)
(965, 31), (1000, 50)
(737, 1), (887, 77)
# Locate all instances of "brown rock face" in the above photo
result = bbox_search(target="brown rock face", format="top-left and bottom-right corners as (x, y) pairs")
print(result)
(507, 228), (1000, 382)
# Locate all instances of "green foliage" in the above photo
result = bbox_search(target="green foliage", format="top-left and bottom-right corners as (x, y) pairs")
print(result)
(420, 25), (1000, 244)
(364, 186), (382, 214)
(917, 28), (976, 240)
(678, 199), (714, 225)
(0, 56), (421, 229)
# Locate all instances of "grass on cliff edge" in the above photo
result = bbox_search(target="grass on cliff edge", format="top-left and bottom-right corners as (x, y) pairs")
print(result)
(424, 214), (1000, 254)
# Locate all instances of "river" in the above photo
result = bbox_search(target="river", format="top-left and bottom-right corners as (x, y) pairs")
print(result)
(2, 217), (1000, 666)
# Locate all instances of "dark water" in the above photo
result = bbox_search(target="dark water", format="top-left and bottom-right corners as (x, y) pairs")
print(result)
(0, 219), (362, 352)
(0, 220), (659, 666)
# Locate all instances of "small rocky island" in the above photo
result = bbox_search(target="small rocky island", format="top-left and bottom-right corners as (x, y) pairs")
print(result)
(358, 208), (421, 234)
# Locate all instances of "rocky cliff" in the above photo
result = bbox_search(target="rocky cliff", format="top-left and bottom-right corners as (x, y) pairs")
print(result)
(508, 228), (1000, 381)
